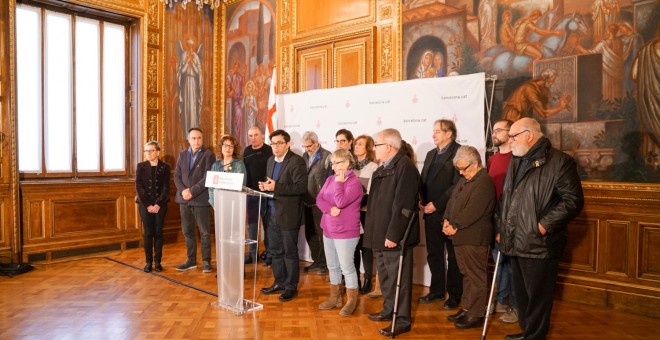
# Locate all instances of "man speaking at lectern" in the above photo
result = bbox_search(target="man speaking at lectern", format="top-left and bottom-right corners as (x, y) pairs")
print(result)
(258, 129), (308, 302)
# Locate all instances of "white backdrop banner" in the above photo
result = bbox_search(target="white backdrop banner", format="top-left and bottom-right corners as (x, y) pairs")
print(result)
(276, 73), (486, 286)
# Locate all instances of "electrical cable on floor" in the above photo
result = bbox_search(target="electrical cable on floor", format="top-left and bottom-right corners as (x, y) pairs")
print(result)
(104, 257), (218, 297)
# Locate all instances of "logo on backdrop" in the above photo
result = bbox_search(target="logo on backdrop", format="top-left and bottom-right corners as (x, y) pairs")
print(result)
(345, 100), (351, 109)
(316, 120), (320, 128)
(377, 117), (382, 126)
(412, 94), (418, 104)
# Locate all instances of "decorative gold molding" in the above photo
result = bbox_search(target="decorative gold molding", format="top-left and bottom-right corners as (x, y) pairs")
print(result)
(147, 48), (158, 94)
(148, 32), (159, 46)
(292, 27), (375, 51)
(147, 111), (158, 141)
(147, 96), (158, 109)
(380, 4), (392, 20)
(293, 0), (376, 40)
(380, 25), (392, 79)
(147, 0), (159, 29)
(281, 46), (291, 93)
(281, 28), (290, 42)
(281, 0), (290, 26)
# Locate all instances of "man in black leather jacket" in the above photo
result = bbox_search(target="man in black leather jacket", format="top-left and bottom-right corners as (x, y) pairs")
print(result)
(495, 118), (584, 340)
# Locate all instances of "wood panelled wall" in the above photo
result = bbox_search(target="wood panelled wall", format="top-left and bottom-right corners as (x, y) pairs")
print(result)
(0, 0), (658, 319)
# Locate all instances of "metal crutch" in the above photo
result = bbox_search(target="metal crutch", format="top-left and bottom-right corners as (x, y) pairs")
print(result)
(390, 208), (418, 339)
(481, 250), (502, 340)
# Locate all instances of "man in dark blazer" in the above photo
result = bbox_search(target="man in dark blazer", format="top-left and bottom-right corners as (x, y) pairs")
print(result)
(258, 129), (308, 302)
(364, 128), (420, 337)
(173, 128), (216, 273)
(301, 131), (331, 274)
(418, 119), (463, 309)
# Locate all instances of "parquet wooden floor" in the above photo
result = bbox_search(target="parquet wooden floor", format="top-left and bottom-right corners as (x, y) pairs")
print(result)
(1, 241), (659, 339)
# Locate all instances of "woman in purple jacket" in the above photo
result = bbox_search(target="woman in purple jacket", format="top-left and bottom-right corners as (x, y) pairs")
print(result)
(316, 149), (363, 316)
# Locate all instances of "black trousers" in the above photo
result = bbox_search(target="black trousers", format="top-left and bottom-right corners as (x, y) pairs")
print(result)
(424, 214), (463, 299)
(511, 256), (560, 340)
(304, 205), (326, 267)
(376, 247), (413, 329)
(357, 211), (374, 281)
(139, 204), (167, 264)
(268, 212), (300, 291)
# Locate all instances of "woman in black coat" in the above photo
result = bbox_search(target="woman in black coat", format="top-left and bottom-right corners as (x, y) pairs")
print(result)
(136, 141), (171, 272)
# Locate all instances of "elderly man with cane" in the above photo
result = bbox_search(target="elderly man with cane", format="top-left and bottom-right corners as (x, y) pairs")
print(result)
(364, 128), (420, 337)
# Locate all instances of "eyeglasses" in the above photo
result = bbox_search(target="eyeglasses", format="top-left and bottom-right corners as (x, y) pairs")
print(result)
(302, 143), (314, 149)
(331, 160), (346, 166)
(374, 143), (388, 148)
(455, 162), (473, 172)
(270, 141), (287, 146)
(335, 139), (349, 144)
(508, 130), (530, 141)
(144, 150), (158, 153)
(492, 128), (509, 135)
(221, 144), (235, 149)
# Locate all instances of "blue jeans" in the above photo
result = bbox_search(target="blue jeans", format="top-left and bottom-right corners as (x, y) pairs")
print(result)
(492, 242), (517, 308)
(323, 235), (360, 289)
(180, 204), (211, 264)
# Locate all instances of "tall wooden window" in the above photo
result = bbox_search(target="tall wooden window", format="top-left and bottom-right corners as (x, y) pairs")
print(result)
(16, 2), (130, 178)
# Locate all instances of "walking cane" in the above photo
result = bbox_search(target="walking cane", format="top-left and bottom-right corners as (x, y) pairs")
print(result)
(390, 208), (418, 339)
(481, 250), (502, 340)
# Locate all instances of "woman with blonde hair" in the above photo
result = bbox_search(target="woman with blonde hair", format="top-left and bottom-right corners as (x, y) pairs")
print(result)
(316, 149), (363, 316)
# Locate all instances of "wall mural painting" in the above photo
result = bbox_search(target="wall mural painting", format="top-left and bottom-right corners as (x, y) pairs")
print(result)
(224, 0), (276, 148)
(403, 0), (660, 183)
(163, 5), (215, 164)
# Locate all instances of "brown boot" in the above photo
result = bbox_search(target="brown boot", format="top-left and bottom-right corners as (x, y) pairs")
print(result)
(319, 284), (343, 310)
(368, 275), (382, 298)
(339, 288), (359, 316)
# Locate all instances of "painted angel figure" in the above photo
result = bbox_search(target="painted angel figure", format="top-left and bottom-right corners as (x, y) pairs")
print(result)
(176, 37), (203, 138)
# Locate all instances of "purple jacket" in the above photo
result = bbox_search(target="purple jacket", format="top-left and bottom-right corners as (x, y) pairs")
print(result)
(316, 170), (363, 239)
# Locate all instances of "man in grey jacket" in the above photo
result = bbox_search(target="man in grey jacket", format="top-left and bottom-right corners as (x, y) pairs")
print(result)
(174, 128), (216, 273)
(496, 118), (584, 340)
(301, 131), (331, 274)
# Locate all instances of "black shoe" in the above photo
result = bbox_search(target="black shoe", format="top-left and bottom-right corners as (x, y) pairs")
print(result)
(359, 279), (373, 295)
(505, 333), (525, 340)
(260, 283), (285, 295)
(259, 251), (267, 260)
(379, 324), (411, 337)
(154, 263), (163, 272)
(418, 292), (446, 303)
(454, 315), (484, 329)
(447, 309), (467, 322)
(444, 297), (460, 310)
(278, 289), (298, 302)
(144, 264), (152, 273)
(316, 267), (328, 275)
(303, 263), (319, 272)
(263, 257), (272, 267)
(368, 312), (393, 322)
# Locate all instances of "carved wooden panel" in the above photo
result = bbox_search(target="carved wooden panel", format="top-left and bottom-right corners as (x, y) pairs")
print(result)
(52, 200), (119, 236)
(297, 46), (330, 91)
(560, 218), (598, 273)
(20, 180), (140, 261)
(27, 200), (45, 240)
(605, 220), (629, 276)
(639, 222), (660, 281)
(295, 0), (374, 38)
(334, 41), (366, 88)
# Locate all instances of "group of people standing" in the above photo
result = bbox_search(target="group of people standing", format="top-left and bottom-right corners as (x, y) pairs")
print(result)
(135, 115), (584, 340)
